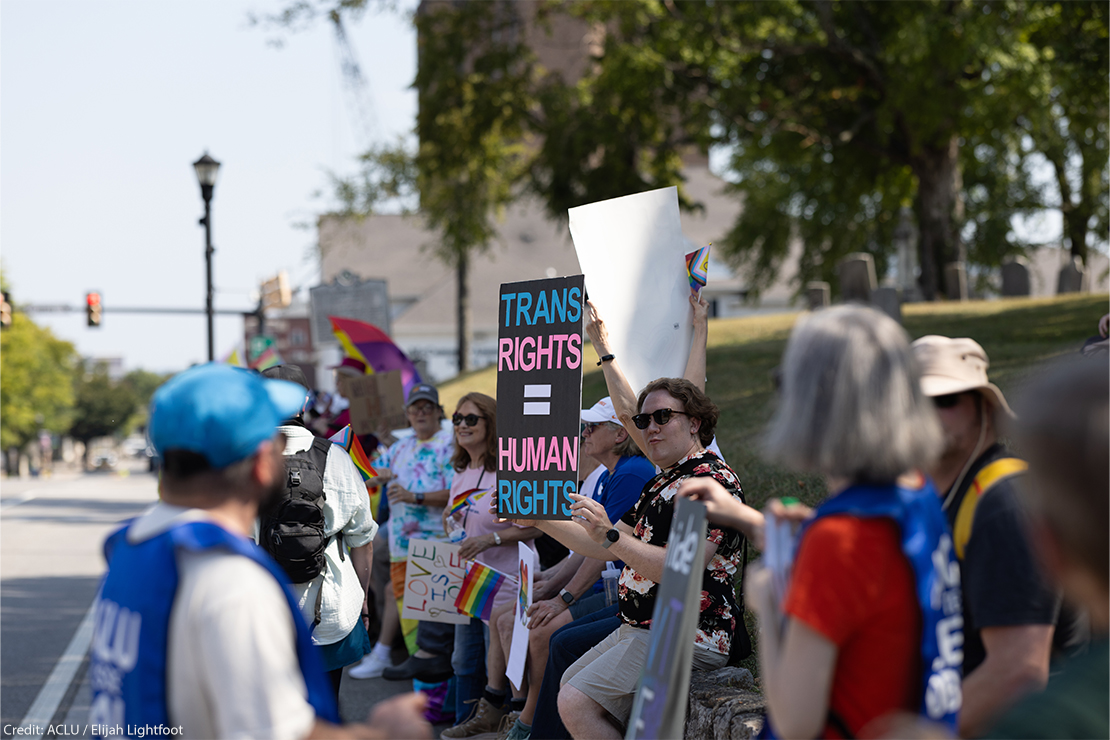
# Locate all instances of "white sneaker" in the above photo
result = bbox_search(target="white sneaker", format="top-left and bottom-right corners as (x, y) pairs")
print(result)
(348, 651), (392, 679)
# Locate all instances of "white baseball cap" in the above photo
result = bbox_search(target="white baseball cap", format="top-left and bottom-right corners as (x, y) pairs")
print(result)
(581, 396), (620, 425)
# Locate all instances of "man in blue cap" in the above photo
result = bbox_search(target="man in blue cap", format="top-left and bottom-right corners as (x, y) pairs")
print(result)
(88, 363), (430, 740)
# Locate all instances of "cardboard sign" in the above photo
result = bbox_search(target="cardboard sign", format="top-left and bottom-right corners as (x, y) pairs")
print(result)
(569, 187), (696, 396)
(344, 369), (407, 436)
(506, 542), (536, 690)
(401, 538), (469, 624)
(627, 497), (708, 740)
(495, 275), (585, 520)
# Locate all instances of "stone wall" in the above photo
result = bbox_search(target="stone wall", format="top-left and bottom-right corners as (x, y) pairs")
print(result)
(685, 667), (765, 739)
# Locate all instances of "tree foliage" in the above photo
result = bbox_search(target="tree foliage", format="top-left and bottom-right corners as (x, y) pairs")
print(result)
(69, 361), (142, 448)
(0, 306), (77, 451)
(279, 0), (1108, 303)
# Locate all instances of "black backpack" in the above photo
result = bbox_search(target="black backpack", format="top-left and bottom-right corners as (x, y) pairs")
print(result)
(258, 437), (339, 587)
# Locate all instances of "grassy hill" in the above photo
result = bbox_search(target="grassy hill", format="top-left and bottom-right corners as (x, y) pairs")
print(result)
(439, 294), (1108, 512)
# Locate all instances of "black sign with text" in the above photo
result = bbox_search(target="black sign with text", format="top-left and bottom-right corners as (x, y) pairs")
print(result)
(495, 275), (585, 520)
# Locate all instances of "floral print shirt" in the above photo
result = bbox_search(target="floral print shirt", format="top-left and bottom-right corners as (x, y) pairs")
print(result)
(378, 428), (455, 561)
(618, 450), (746, 655)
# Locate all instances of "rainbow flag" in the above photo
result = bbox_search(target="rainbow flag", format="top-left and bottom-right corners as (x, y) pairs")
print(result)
(454, 561), (509, 621)
(248, 336), (283, 371)
(329, 316), (423, 399)
(329, 425), (381, 515)
(449, 486), (492, 517)
(685, 244), (711, 297)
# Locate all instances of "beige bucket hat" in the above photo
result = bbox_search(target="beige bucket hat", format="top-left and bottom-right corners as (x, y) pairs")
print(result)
(910, 335), (1016, 419)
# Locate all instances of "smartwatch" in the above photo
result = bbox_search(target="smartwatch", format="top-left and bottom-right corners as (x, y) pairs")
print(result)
(492, 531), (502, 546)
(602, 528), (620, 549)
(559, 588), (574, 605)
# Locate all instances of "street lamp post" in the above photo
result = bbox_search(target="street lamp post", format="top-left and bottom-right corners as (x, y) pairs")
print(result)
(193, 152), (221, 362)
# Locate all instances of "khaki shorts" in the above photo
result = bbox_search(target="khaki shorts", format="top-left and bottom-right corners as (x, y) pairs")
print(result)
(561, 623), (728, 726)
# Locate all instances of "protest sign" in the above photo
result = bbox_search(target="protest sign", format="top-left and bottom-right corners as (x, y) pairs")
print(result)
(343, 369), (407, 436)
(496, 275), (585, 520)
(627, 497), (708, 740)
(569, 187), (696, 396)
(506, 542), (536, 690)
(401, 538), (469, 624)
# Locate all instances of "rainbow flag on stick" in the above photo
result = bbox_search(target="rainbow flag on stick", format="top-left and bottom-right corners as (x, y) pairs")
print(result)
(454, 561), (510, 621)
(329, 424), (381, 515)
(685, 244), (711, 297)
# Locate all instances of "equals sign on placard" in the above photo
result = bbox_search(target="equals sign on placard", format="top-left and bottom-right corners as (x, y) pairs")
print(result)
(523, 384), (551, 415)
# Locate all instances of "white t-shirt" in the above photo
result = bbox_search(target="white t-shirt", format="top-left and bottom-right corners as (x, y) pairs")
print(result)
(277, 425), (379, 645)
(129, 504), (317, 740)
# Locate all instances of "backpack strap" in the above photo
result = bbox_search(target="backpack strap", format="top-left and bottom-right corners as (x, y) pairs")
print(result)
(953, 457), (1028, 560)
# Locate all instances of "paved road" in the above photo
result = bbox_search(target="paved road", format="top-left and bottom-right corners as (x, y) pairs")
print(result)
(0, 465), (435, 738)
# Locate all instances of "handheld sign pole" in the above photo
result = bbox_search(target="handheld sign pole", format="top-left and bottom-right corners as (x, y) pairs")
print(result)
(496, 275), (585, 520)
(627, 497), (708, 740)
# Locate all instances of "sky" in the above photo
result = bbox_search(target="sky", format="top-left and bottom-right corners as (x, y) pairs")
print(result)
(1, 0), (417, 373)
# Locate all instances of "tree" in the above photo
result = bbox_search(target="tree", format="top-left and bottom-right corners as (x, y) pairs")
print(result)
(0, 300), (77, 455)
(69, 361), (141, 465)
(272, 0), (1108, 303)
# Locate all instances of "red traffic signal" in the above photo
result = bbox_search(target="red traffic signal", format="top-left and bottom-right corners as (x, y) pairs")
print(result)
(86, 292), (102, 327)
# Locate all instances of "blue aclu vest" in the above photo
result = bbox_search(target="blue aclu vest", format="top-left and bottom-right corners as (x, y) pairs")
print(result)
(89, 518), (339, 736)
(804, 480), (963, 734)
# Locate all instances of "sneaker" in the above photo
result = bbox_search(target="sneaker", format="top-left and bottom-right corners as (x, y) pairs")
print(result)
(440, 698), (506, 739)
(472, 710), (520, 740)
(501, 718), (531, 740)
(347, 651), (391, 679)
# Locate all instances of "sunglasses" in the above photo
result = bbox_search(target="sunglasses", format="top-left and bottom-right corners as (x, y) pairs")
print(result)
(631, 408), (690, 430)
(452, 413), (485, 427)
(932, 393), (964, 409)
(580, 421), (604, 435)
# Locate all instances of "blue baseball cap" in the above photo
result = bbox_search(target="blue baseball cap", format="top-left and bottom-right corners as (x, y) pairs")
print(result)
(149, 363), (307, 469)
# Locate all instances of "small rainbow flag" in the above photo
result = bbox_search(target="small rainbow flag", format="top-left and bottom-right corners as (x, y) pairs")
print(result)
(329, 425), (381, 515)
(449, 486), (491, 517)
(685, 244), (711, 297)
(454, 561), (509, 621)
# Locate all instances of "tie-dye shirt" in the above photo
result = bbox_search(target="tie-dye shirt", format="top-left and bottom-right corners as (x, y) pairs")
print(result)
(379, 428), (455, 561)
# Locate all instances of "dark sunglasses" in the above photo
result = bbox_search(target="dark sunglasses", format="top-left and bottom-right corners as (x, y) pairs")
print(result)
(631, 408), (690, 430)
(932, 393), (964, 409)
(452, 413), (485, 427)
(580, 421), (604, 435)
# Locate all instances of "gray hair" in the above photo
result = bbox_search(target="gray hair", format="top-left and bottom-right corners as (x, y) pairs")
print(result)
(609, 422), (644, 458)
(764, 305), (943, 483)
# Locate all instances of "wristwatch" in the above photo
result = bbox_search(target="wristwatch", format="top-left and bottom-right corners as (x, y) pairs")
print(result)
(414, 491), (425, 505)
(602, 528), (620, 549)
(492, 531), (502, 546)
(559, 588), (574, 605)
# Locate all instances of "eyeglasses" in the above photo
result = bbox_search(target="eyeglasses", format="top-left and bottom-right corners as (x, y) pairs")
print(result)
(409, 402), (437, 415)
(580, 422), (603, 435)
(631, 408), (690, 430)
(932, 393), (964, 409)
(452, 413), (485, 427)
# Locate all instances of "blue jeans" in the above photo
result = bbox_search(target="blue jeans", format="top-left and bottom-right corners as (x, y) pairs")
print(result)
(451, 617), (490, 722)
(530, 604), (621, 740)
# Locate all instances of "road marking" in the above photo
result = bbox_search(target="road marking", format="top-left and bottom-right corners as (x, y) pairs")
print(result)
(0, 490), (39, 511)
(19, 599), (97, 739)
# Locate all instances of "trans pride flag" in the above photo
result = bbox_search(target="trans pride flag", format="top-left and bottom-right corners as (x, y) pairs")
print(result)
(329, 316), (423, 399)
(685, 244), (711, 297)
(329, 424), (381, 516)
(454, 561), (509, 621)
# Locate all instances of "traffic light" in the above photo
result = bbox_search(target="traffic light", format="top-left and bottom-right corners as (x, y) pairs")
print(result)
(0, 292), (11, 329)
(86, 292), (102, 327)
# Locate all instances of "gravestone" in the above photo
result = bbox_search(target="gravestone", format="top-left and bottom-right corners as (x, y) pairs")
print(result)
(1000, 258), (1031, 297)
(870, 287), (903, 324)
(805, 282), (830, 311)
(837, 254), (877, 303)
(944, 262), (968, 301)
(1057, 257), (1088, 294)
